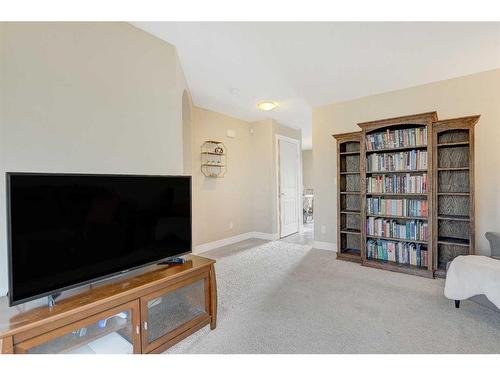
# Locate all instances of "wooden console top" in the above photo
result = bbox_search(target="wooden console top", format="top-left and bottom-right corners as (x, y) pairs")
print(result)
(0, 255), (215, 339)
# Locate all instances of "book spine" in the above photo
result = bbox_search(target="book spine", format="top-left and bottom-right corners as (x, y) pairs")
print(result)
(365, 127), (427, 152)
(367, 151), (427, 172)
(366, 239), (428, 267)
(366, 198), (428, 218)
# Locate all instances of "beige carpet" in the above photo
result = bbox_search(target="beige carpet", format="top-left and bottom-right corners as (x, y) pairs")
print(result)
(166, 239), (500, 353)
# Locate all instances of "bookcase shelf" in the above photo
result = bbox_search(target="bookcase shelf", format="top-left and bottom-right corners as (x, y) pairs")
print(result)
(333, 112), (478, 278)
(333, 131), (362, 263)
(437, 167), (469, 171)
(437, 237), (470, 247)
(341, 210), (360, 215)
(340, 229), (361, 235)
(366, 234), (428, 245)
(366, 214), (427, 220)
(437, 192), (469, 196)
(437, 141), (469, 148)
(366, 144), (428, 153)
(437, 215), (470, 222)
(366, 192), (427, 197)
(432, 116), (479, 273)
(366, 169), (427, 174)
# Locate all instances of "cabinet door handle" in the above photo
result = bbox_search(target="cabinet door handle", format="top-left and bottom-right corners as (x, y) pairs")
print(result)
(144, 321), (148, 330)
(136, 325), (140, 335)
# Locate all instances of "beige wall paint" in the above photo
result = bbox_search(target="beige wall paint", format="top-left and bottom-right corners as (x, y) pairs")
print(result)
(313, 69), (500, 254)
(250, 120), (302, 236)
(250, 119), (275, 234)
(191, 107), (255, 245)
(192, 110), (302, 245)
(0, 22), (189, 295)
(182, 90), (193, 175)
(302, 150), (313, 190)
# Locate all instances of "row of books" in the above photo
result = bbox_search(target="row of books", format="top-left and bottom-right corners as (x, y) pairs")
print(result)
(367, 150), (428, 172)
(366, 240), (429, 267)
(366, 197), (428, 217)
(366, 127), (428, 151)
(366, 173), (428, 194)
(366, 217), (429, 241)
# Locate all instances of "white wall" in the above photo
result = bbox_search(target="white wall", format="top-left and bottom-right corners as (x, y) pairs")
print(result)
(0, 22), (189, 295)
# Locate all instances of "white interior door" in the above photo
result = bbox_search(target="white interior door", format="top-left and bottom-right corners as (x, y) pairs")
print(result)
(279, 138), (300, 238)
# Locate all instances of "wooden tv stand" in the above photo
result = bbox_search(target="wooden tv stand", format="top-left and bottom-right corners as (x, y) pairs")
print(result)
(0, 255), (217, 354)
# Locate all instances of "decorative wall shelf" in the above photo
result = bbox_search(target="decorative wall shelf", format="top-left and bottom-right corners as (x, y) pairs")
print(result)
(201, 141), (226, 178)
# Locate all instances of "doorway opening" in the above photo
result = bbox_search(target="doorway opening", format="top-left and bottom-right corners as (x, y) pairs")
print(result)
(276, 135), (303, 241)
(282, 145), (314, 246)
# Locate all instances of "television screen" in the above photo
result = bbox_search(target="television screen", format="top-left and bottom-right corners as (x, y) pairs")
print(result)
(7, 173), (191, 306)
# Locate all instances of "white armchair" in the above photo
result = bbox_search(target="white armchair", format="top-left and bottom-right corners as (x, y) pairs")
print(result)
(445, 255), (500, 311)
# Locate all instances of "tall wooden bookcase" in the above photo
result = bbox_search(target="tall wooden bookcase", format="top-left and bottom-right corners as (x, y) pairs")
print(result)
(432, 116), (479, 278)
(333, 132), (362, 263)
(332, 112), (479, 278)
(358, 112), (436, 278)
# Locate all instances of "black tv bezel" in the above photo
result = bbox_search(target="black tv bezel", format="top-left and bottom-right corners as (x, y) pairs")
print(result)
(6, 172), (192, 307)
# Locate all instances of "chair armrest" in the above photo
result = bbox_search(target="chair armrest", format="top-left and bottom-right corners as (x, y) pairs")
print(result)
(486, 232), (500, 258)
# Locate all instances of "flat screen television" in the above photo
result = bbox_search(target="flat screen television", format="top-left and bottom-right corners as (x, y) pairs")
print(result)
(7, 173), (192, 306)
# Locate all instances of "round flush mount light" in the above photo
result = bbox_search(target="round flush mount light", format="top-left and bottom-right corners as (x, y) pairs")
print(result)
(257, 101), (278, 111)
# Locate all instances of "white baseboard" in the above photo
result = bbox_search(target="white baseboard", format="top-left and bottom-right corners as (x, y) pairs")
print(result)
(194, 232), (279, 254)
(251, 232), (280, 241)
(313, 241), (337, 252)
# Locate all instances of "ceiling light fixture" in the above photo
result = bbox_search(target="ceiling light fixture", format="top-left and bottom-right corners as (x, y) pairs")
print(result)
(257, 101), (278, 111)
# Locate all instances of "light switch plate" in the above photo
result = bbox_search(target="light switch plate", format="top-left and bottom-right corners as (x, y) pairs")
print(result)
(226, 129), (236, 138)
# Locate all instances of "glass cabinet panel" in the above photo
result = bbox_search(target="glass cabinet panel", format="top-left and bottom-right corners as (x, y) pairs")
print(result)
(20, 303), (139, 354)
(145, 279), (206, 344)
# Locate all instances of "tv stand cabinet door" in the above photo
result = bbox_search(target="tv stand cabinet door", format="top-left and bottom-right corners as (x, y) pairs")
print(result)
(14, 300), (142, 354)
(140, 273), (211, 353)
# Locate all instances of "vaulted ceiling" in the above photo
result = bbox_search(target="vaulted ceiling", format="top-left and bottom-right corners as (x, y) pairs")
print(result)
(132, 22), (500, 149)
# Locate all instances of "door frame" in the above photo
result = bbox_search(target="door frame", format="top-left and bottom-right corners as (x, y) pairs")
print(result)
(275, 134), (303, 238)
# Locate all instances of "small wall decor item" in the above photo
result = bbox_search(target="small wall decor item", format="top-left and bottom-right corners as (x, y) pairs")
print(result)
(201, 141), (226, 177)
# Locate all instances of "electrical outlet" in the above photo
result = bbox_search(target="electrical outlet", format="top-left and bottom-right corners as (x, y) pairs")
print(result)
(321, 225), (326, 234)
(229, 221), (234, 229)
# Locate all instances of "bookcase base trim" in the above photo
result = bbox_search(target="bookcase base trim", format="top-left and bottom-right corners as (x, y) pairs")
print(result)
(337, 252), (362, 263)
(362, 259), (434, 278)
(434, 268), (447, 279)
